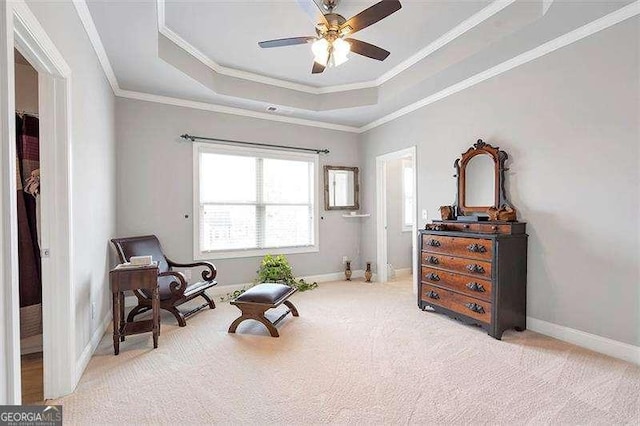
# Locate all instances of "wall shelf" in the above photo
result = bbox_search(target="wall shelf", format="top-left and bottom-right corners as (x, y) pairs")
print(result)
(342, 213), (371, 218)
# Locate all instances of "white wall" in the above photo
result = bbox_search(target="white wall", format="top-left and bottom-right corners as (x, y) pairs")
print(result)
(385, 157), (412, 272)
(115, 98), (361, 285)
(24, 0), (116, 366)
(360, 18), (640, 347)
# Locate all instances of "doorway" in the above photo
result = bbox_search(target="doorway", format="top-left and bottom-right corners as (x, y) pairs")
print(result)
(14, 48), (43, 404)
(1, 1), (75, 403)
(375, 147), (418, 293)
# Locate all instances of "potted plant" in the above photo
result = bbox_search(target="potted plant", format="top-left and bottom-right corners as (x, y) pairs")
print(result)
(255, 254), (318, 292)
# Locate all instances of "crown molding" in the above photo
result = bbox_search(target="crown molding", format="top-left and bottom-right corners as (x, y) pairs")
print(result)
(156, 0), (516, 95)
(72, 0), (119, 94)
(116, 90), (361, 133)
(360, 0), (640, 133)
(374, 0), (516, 87)
(72, 0), (639, 134)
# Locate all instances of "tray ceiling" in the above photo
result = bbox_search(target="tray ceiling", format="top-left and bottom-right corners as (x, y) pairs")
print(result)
(83, 0), (638, 129)
(163, 0), (492, 87)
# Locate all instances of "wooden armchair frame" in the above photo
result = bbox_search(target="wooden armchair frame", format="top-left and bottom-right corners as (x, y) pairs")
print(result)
(110, 235), (218, 327)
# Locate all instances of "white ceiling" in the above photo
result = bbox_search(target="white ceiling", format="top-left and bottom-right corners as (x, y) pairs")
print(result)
(164, 0), (491, 87)
(84, 0), (637, 129)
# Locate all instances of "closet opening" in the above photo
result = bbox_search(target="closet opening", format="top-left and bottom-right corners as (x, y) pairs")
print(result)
(14, 48), (43, 404)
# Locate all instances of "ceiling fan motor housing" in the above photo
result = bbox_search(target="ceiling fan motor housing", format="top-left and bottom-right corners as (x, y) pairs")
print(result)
(316, 13), (347, 39)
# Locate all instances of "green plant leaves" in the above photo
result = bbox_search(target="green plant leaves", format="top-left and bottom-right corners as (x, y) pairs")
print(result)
(255, 254), (318, 291)
(221, 254), (318, 302)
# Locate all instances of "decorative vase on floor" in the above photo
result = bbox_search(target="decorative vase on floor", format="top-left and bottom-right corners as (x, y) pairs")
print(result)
(364, 262), (372, 282)
(345, 260), (352, 281)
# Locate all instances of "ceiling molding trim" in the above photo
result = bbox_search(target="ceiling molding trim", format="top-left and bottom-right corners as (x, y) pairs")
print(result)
(116, 90), (361, 133)
(157, 0), (326, 95)
(73, 0), (638, 134)
(373, 0), (517, 88)
(71, 0), (121, 94)
(360, 0), (640, 133)
(156, 0), (513, 95)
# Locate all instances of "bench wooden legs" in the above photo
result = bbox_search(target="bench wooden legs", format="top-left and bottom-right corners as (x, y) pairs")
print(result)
(283, 300), (299, 317)
(228, 301), (299, 338)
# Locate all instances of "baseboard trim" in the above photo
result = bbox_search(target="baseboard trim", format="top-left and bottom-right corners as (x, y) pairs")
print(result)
(125, 270), (365, 307)
(75, 313), (111, 384)
(527, 316), (640, 365)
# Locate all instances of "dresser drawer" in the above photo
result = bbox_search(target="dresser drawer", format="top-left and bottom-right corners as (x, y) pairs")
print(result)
(421, 266), (492, 301)
(444, 223), (512, 234)
(421, 252), (492, 280)
(422, 234), (493, 261)
(421, 283), (492, 324)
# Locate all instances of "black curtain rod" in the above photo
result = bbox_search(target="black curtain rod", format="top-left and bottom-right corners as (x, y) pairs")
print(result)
(180, 134), (330, 154)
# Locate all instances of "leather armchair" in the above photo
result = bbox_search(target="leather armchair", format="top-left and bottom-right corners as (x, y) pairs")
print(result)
(110, 235), (218, 326)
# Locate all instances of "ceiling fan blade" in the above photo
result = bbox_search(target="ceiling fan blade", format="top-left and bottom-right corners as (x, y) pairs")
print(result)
(296, 0), (329, 26)
(341, 0), (402, 35)
(258, 37), (316, 48)
(346, 38), (390, 61)
(312, 61), (326, 74)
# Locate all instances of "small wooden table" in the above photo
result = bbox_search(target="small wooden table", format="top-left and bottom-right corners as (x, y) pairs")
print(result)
(109, 265), (160, 355)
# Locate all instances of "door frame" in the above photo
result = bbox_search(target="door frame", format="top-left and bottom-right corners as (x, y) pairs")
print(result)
(1, 0), (75, 402)
(375, 146), (418, 293)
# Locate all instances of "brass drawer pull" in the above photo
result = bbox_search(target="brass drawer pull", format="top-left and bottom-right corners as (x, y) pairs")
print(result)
(466, 264), (485, 274)
(466, 282), (486, 292)
(426, 256), (439, 265)
(426, 290), (439, 300)
(426, 273), (440, 281)
(465, 302), (485, 314)
(426, 239), (441, 247)
(467, 243), (487, 253)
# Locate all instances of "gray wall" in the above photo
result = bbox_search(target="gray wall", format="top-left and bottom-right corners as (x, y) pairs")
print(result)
(26, 0), (117, 361)
(115, 98), (361, 285)
(385, 157), (412, 271)
(359, 18), (639, 346)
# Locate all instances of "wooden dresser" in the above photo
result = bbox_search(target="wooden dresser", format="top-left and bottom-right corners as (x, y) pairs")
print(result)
(418, 220), (527, 340)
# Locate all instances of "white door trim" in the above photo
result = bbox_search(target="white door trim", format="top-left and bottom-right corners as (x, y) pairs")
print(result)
(1, 0), (75, 403)
(375, 146), (418, 294)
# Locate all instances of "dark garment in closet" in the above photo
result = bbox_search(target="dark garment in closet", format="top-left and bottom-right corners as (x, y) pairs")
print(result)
(16, 113), (41, 308)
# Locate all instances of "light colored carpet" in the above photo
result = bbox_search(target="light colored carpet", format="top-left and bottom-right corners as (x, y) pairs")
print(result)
(52, 278), (639, 424)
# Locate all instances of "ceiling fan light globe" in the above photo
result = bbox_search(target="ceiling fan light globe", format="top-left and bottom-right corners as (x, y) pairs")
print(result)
(332, 38), (351, 56)
(333, 53), (349, 67)
(311, 38), (329, 56)
(314, 55), (329, 67)
(312, 38), (330, 67)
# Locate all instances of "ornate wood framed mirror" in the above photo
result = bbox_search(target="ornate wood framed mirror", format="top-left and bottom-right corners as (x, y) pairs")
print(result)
(324, 166), (360, 211)
(454, 139), (515, 218)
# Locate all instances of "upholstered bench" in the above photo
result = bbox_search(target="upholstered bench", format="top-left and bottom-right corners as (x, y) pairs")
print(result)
(228, 283), (299, 337)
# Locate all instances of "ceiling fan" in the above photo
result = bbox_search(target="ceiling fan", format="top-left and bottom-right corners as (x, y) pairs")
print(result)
(258, 0), (402, 74)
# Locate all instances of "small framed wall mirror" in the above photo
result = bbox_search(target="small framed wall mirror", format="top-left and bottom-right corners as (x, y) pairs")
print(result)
(324, 166), (360, 210)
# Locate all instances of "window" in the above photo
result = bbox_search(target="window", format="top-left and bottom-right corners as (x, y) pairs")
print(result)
(194, 143), (318, 259)
(402, 159), (414, 231)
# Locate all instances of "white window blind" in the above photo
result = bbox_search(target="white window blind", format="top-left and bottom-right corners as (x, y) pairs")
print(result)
(194, 143), (318, 259)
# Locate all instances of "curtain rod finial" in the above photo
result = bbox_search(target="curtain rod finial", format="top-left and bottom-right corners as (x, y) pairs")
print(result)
(180, 134), (195, 142)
